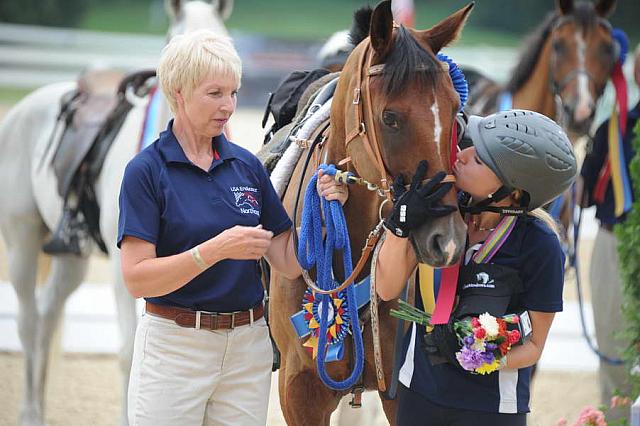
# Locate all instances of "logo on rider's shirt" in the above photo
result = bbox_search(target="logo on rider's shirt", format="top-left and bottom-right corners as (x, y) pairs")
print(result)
(462, 272), (495, 290)
(231, 186), (260, 216)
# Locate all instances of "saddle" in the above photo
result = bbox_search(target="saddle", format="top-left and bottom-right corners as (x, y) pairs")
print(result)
(257, 71), (340, 175)
(48, 68), (156, 254)
(52, 69), (156, 198)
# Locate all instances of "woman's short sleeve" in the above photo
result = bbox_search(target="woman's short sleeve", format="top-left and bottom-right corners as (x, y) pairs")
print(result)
(117, 159), (161, 248)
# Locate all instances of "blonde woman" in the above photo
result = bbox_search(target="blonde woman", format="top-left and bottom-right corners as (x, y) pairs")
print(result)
(118, 30), (306, 425)
(319, 110), (577, 425)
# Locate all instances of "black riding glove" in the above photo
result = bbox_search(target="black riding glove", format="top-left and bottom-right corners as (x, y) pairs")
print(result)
(423, 322), (462, 367)
(383, 160), (456, 238)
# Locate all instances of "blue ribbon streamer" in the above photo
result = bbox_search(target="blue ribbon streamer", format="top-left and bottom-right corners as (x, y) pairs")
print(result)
(437, 53), (468, 111)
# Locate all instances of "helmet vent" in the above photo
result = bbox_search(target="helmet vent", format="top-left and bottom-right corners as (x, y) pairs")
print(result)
(497, 136), (536, 156)
(544, 129), (573, 156)
(546, 152), (572, 171)
(505, 122), (537, 135)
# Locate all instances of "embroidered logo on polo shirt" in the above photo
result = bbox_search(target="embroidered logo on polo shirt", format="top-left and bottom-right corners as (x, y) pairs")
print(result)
(231, 186), (260, 216)
(462, 272), (495, 289)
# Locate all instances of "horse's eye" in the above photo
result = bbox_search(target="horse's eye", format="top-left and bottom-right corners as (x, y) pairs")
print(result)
(552, 39), (566, 55)
(382, 110), (399, 129)
(599, 41), (615, 61)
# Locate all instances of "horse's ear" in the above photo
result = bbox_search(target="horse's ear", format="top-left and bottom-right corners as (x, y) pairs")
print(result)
(369, 0), (394, 59)
(165, 0), (182, 21)
(423, 2), (474, 53)
(594, 0), (616, 17)
(557, 0), (574, 15)
(214, 0), (234, 21)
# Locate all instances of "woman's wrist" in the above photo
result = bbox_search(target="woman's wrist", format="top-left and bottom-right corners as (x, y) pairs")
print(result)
(197, 237), (224, 267)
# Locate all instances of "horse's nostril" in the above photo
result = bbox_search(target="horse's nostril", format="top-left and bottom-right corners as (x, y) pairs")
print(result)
(430, 234), (444, 259)
(563, 103), (573, 115)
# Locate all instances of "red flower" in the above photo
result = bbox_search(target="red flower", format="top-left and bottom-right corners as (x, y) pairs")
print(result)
(499, 340), (510, 356)
(508, 330), (520, 344)
(471, 317), (480, 328)
(474, 327), (486, 339)
(497, 319), (507, 335)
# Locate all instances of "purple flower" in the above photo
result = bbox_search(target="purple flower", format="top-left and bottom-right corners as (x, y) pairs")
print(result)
(464, 336), (475, 346)
(482, 351), (495, 364)
(485, 342), (497, 351)
(456, 346), (485, 371)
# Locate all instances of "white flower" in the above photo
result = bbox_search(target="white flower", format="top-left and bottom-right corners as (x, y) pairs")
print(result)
(478, 313), (499, 338)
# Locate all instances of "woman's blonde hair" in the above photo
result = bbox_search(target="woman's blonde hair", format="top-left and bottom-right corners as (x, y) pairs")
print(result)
(511, 190), (560, 236)
(157, 29), (242, 114)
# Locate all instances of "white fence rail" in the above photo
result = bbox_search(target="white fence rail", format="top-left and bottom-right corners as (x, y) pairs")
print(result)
(0, 23), (163, 87)
(0, 23), (521, 89)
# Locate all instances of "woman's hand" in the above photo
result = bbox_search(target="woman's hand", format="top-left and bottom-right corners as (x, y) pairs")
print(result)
(317, 169), (349, 205)
(384, 160), (456, 238)
(202, 225), (273, 262)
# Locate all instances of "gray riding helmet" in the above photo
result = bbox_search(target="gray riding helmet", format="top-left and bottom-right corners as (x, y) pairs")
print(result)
(466, 110), (578, 209)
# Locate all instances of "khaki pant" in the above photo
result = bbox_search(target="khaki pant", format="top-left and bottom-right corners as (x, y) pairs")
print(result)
(128, 312), (273, 426)
(589, 228), (631, 408)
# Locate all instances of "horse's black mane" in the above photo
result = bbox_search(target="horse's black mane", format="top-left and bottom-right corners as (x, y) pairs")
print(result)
(382, 26), (441, 98)
(506, 1), (601, 93)
(349, 8), (441, 99)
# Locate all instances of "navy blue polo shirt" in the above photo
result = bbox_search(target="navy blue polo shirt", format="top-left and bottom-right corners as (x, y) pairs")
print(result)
(399, 216), (565, 414)
(581, 103), (639, 226)
(117, 120), (292, 312)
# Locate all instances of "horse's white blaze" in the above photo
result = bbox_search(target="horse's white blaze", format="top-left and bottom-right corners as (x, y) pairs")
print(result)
(430, 94), (442, 156)
(574, 30), (593, 123)
(444, 237), (457, 265)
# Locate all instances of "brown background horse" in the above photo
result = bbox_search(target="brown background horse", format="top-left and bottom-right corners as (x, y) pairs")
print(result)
(464, 0), (618, 242)
(268, 1), (472, 424)
(466, 0), (617, 139)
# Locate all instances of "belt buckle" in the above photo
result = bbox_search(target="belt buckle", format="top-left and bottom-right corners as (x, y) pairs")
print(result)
(210, 313), (219, 330)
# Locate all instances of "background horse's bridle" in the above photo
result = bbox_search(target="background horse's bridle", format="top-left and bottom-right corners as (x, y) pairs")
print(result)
(549, 16), (615, 107)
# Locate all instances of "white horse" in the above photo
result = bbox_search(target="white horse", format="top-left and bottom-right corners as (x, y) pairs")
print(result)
(0, 1), (233, 425)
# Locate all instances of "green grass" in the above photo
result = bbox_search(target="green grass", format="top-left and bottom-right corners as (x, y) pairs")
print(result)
(79, 1), (167, 34)
(0, 87), (33, 106)
(79, 0), (520, 45)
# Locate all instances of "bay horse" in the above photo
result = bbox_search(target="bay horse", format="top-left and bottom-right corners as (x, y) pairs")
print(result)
(466, 0), (617, 139)
(269, 1), (472, 424)
(0, 1), (233, 425)
(464, 0), (618, 250)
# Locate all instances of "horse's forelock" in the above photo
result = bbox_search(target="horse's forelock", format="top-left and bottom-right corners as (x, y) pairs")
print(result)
(572, 1), (599, 31)
(380, 26), (441, 99)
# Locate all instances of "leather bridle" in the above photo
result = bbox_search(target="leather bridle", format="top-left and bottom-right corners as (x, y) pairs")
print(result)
(343, 39), (457, 204)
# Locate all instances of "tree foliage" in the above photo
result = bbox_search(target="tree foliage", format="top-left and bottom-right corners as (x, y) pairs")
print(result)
(0, 0), (89, 28)
(615, 119), (640, 398)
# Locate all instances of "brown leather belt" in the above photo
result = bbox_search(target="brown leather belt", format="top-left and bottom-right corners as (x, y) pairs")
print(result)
(145, 301), (264, 330)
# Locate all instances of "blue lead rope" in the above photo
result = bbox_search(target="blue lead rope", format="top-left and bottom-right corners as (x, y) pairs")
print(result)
(297, 164), (364, 390)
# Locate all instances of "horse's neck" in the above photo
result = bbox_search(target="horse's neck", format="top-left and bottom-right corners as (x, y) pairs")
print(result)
(511, 37), (557, 119)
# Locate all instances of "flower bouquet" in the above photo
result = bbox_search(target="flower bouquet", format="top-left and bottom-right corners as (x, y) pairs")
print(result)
(390, 299), (526, 374)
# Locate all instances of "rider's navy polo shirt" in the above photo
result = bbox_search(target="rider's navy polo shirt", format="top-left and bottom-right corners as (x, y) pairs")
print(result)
(399, 216), (565, 414)
(581, 102), (639, 226)
(117, 120), (292, 312)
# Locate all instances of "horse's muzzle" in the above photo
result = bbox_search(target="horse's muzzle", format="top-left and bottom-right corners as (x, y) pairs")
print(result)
(410, 213), (466, 267)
